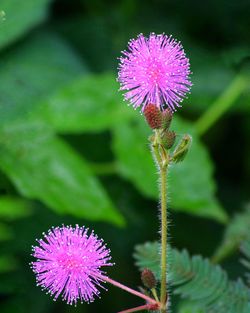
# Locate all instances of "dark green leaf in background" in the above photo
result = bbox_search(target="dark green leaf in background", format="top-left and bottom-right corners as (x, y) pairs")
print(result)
(0, 122), (124, 225)
(212, 205), (250, 263)
(0, 32), (87, 127)
(0, 196), (32, 220)
(0, 0), (52, 50)
(0, 255), (17, 272)
(170, 118), (228, 222)
(29, 74), (134, 133)
(112, 113), (158, 198)
(0, 222), (13, 241)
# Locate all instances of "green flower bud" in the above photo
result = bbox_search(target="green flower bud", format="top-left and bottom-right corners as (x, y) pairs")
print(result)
(172, 134), (192, 163)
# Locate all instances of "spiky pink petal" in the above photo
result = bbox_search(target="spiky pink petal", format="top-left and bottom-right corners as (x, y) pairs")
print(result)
(118, 33), (192, 112)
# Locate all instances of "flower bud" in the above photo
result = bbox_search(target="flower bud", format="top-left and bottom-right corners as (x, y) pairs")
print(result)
(162, 131), (176, 149)
(144, 104), (162, 129)
(172, 134), (192, 163)
(161, 108), (173, 130)
(141, 268), (157, 289)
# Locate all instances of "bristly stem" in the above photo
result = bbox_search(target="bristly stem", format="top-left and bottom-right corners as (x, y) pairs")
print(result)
(160, 164), (168, 311)
(151, 130), (169, 313)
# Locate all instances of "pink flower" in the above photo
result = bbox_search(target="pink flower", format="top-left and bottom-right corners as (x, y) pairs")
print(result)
(31, 225), (113, 305)
(118, 33), (192, 112)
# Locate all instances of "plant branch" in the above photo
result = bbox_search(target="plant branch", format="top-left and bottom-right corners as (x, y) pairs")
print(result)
(151, 287), (160, 302)
(103, 276), (157, 304)
(195, 75), (246, 136)
(151, 131), (169, 313)
(159, 164), (168, 311)
(118, 303), (159, 313)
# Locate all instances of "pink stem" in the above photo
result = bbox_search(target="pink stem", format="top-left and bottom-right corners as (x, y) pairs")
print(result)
(102, 276), (156, 304)
(118, 304), (153, 313)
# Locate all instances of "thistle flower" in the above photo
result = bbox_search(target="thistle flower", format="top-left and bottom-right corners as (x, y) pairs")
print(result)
(118, 33), (192, 112)
(31, 225), (113, 305)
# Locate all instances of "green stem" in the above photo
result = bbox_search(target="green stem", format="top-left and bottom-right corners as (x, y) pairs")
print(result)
(151, 288), (160, 303)
(151, 131), (169, 313)
(195, 75), (246, 136)
(160, 165), (168, 312)
(151, 130), (162, 166)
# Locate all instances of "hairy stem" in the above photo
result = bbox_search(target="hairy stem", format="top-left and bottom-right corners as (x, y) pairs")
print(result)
(151, 132), (168, 313)
(160, 165), (168, 312)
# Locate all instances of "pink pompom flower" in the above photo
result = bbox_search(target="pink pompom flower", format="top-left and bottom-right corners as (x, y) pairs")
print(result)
(31, 225), (113, 305)
(118, 33), (192, 112)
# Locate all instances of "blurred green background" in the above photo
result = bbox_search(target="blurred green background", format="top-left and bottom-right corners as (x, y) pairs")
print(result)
(0, 0), (249, 312)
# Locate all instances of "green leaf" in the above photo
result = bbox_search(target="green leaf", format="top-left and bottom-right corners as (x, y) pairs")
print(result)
(212, 205), (250, 263)
(0, 255), (17, 272)
(133, 241), (160, 278)
(134, 242), (250, 313)
(29, 74), (134, 133)
(0, 0), (51, 49)
(0, 32), (87, 127)
(0, 223), (13, 240)
(0, 10), (5, 22)
(112, 113), (158, 198)
(0, 122), (124, 225)
(240, 236), (250, 285)
(0, 196), (32, 220)
(178, 302), (205, 313)
(170, 118), (228, 222)
(112, 114), (228, 222)
(55, 16), (116, 72)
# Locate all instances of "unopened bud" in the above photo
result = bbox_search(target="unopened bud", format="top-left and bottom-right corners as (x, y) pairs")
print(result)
(144, 104), (162, 129)
(172, 134), (192, 163)
(161, 108), (173, 130)
(141, 268), (156, 289)
(162, 131), (176, 149)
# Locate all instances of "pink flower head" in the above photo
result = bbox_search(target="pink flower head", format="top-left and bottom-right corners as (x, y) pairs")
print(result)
(31, 225), (113, 305)
(118, 33), (192, 112)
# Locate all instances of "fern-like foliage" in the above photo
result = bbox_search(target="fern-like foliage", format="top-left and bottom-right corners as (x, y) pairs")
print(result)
(241, 237), (250, 286)
(134, 242), (250, 313)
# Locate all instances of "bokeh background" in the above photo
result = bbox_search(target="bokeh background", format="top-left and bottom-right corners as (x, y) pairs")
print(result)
(0, 0), (250, 312)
